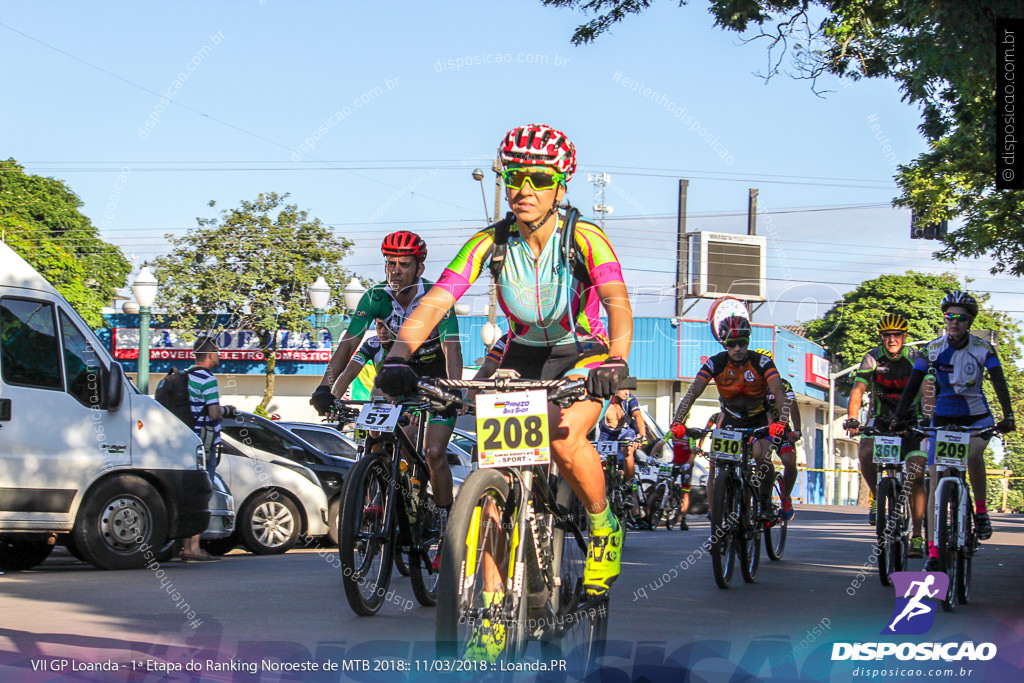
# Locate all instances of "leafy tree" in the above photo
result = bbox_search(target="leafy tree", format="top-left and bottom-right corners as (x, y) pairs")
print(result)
(543, 1), (1024, 274)
(152, 193), (354, 412)
(0, 159), (131, 326)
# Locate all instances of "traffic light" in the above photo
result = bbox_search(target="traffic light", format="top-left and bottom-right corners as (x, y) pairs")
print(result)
(910, 211), (948, 240)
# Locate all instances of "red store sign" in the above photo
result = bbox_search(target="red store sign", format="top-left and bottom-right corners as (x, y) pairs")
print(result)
(112, 328), (332, 362)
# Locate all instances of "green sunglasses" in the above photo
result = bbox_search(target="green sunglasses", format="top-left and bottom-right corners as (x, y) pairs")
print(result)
(502, 167), (565, 191)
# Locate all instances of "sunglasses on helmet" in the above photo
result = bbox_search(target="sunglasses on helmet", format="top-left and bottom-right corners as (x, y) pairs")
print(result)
(502, 167), (565, 191)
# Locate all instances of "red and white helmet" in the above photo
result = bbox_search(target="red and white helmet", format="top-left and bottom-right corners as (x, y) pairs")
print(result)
(381, 231), (427, 261)
(498, 124), (576, 181)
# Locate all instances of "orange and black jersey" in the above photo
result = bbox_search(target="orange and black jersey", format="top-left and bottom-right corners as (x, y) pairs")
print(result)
(696, 350), (781, 420)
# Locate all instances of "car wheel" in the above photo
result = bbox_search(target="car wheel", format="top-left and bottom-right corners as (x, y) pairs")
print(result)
(71, 475), (169, 570)
(0, 534), (54, 571)
(239, 491), (301, 555)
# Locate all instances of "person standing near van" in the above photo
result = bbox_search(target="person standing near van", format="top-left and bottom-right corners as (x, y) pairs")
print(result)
(183, 335), (223, 562)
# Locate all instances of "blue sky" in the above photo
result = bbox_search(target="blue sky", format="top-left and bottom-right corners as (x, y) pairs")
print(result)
(3, 0), (1021, 333)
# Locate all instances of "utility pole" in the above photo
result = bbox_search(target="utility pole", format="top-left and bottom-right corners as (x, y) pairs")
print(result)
(675, 179), (689, 317)
(748, 188), (758, 322)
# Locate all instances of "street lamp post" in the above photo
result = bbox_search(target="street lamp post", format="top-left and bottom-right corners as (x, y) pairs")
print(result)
(309, 276), (331, 333)
(132, 266), (158, 394)
(343, 277), (366, 313)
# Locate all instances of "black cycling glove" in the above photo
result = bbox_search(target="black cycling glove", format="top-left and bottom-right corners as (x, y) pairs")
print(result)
(310, 386), (334, 415)
(375, 357), (420, 397)
(842, 418), (859, 431)
(586, 357), (629, 399)
(997, 416), (1016, 434)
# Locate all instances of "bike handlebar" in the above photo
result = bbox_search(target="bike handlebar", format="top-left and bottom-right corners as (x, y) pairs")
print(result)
(419, 376), (589, 411)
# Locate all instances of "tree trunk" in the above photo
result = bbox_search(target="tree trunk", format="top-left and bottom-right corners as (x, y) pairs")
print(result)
(261, 347), (276, 412)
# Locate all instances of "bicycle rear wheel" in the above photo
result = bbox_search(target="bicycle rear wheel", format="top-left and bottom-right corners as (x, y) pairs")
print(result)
(765, 473), (788, 561)
(710, 473), (738, 589)
(876, 477), (900, 587)
(937, 483), (960, 613)
(645, 483), (665, 530)
(738, 483), (761, 583)
(551, 481), (607, 676)
(338, 455), (395, 616)
(436, 469), (525, 662)
(409, 491), (441, 607)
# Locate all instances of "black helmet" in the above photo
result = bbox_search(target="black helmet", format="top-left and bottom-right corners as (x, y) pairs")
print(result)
(940, 291), (978, 318)
(718, 316), (751, 344)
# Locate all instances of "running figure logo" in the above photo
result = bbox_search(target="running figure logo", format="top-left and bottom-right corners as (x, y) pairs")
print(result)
(883, 572), (949, 635)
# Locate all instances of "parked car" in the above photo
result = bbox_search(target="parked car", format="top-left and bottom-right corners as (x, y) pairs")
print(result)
(211, 418), (332, 555)
(221, 413), (353, 547)
(0, 241), (210, 571)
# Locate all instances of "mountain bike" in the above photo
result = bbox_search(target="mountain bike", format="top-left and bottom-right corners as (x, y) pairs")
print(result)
(595, 435), (645, 541)
(688, 425), (773, 588)
(856, 424), (923, 586)
(625, 453), (654, 530)
(330, 397), (443, 616)
(911, 424), (996, 612)
(645, 460), (685, 531)
(425, 377), (607, 673)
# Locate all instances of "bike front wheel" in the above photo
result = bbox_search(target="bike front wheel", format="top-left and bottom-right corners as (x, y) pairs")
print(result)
(550, 480), (608, 677)
(876, 477), (901, 586)
(738, 483), (761, 583)
(710, 473), (738, 589)
(338, 455), (395, 616)
(957, 507), (973, 605)
(436, 469), (525, 662)
(937, 483), (960, 613)
(765, 472), (788, 561)
(409, 491), (442, 607)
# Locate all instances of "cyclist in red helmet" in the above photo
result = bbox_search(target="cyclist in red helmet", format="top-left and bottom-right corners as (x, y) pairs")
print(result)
(376, 123), (633, 604)
(312, 231), (462, 514)
(669, 316), (797, 521)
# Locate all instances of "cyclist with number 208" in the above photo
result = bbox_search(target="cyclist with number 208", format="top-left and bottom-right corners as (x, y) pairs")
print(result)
(891, 292), (1015, 569)
(375, 123), (633, 600)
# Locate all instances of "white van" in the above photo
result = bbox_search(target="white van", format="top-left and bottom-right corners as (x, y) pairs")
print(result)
(0, 241), (211, 570)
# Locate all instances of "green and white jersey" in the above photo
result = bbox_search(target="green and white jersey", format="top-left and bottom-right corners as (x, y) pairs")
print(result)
(346, 279), (459, 365)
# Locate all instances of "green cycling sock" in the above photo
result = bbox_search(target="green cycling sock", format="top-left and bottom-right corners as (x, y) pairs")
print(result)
(588, 504), (616, 534)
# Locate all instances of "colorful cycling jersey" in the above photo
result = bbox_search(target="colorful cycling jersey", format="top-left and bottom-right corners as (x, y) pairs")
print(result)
(435, 213), (624, 347)
(854, 346), (922, 421)
(915, 334), (1001, 418)
(346, 279), (459, 364)
(696, 350), (780, 420)
(348, 336), (388, 400)
(765, 378), (796, 423)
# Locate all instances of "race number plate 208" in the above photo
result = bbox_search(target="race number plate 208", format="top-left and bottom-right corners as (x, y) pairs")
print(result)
(935, 430), (969, 467)
(873, 435), (902, 465)
(355, 403), (401, 433)
(476, 390), (549, 468)
(710, 429), (743, 462)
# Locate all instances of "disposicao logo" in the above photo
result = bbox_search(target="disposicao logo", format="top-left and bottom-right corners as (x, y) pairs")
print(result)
(831, 572), (998, 662)
(884, 571), (947, 635)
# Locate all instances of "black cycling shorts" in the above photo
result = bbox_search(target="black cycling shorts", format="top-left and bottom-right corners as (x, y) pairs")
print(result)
(499, 339), (609, 381)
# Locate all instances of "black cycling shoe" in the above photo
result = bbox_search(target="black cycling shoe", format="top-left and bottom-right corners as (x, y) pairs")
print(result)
(975, 512), (993, 540)
(679, 518), (689, 531)
(923, 556), (941, 572)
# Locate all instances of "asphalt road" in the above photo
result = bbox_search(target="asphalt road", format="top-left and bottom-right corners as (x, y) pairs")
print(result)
(1, 506), (1021, 682)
